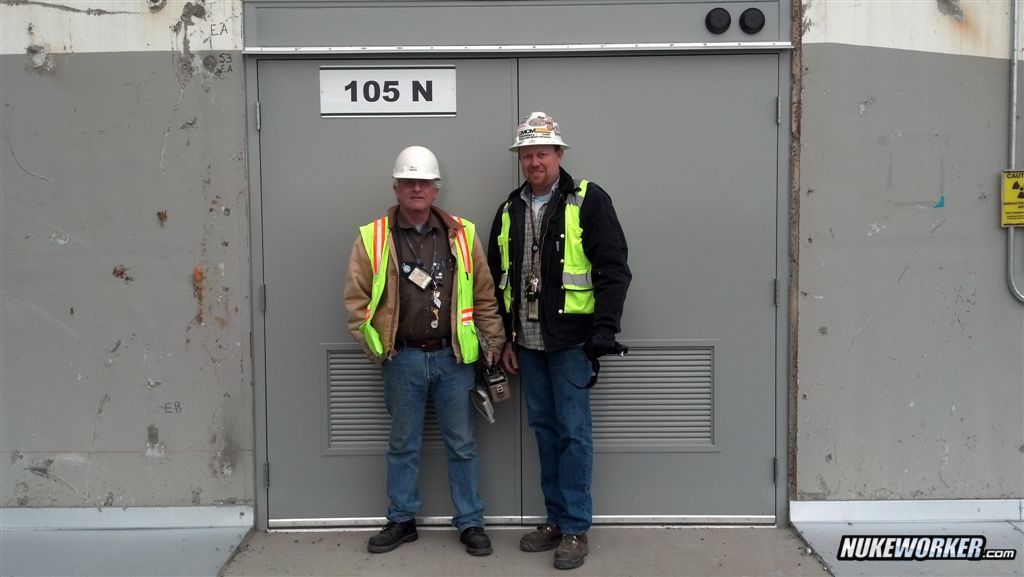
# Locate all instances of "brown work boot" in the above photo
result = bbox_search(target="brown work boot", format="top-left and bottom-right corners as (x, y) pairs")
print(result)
(553, 533), (589, 570)
(519, 523), (563, 552)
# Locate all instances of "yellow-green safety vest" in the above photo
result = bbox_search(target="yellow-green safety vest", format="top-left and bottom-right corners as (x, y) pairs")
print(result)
(496, 180), (595, 315)
(358, 216), (480, 364)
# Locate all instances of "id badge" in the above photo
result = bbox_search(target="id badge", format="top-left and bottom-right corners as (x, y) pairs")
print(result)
(407, 267), (433, 290)
(526, 290), (540, 321)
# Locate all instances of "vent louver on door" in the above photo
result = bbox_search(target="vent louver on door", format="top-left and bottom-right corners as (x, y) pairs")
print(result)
(326, 346), (713, 453)
(327, 349), (443, 454)
(591, 346), (714, 450)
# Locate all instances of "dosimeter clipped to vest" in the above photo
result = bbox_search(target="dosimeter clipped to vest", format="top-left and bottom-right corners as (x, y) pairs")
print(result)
(472, 363), (510, 424)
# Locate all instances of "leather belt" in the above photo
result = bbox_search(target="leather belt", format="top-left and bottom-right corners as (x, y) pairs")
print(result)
(395, 338), (449, 352)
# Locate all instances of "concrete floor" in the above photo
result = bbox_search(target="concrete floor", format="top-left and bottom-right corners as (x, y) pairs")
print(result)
(221, 525), (828, 577)
(3, 520), (1018, 576)
(0, 526), (251, 577)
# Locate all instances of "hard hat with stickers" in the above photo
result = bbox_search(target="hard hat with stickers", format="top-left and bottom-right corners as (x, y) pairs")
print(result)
(509, 111), (570, 151)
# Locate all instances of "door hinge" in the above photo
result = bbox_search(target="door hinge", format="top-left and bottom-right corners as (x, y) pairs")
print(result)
(773, 278), (779, 307)
(255, 101), (261, 132)
(775, 96), (781, 125)
(260, 284), (267, 313)
(264, 462), (270, 489)
(772, 457), (778, 484)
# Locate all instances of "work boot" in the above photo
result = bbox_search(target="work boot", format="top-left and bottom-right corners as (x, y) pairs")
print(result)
(459, 526), (493, 556)
(367, 519), (418, 553)
(519, 523), (563, 552)
(553, 533), (589, 570)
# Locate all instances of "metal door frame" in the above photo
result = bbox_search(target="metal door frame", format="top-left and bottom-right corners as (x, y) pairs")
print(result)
(245, 48), (793, 531)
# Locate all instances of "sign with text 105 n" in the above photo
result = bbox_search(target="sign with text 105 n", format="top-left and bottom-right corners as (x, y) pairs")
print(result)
(320, 66), (456, 117)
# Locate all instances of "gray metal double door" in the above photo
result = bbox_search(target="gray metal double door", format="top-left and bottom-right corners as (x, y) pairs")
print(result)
(258, 55), (779, 526)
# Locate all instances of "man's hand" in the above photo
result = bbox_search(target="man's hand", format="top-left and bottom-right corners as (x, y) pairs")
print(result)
(582, 329), (626, 360)
(501, 342), (519, 375)
(484, 349), (501, 367)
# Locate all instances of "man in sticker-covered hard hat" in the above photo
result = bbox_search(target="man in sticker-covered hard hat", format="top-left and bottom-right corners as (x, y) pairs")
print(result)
(486, 113), (631, 570)
(343, 145), (505, 557)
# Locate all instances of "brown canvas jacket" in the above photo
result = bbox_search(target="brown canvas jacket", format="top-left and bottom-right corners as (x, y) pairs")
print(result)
(344, 204), (506, 364)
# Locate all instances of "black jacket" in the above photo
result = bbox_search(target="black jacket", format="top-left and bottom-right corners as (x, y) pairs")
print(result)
(487, 167), (631, 351)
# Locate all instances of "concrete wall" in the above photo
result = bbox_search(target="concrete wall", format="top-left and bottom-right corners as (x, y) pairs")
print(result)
(797, 0), (1024, 500)
(2, 0), (1021, 512)
(0, 0), (252, 508)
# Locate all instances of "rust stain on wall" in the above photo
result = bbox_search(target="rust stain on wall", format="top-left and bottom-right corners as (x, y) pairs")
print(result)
(112, 265), (134, 283)
(936, 0), (981, 45)
(192, 265), (205, 324)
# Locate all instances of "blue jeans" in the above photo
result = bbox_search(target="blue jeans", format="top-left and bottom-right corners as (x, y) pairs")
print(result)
(518, 345), (594, 535)
(381, 346), (485, 532)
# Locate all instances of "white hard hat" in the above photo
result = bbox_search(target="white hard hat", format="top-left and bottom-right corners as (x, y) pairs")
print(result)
(509, 111), (570, 151)
(392, 145), (441, 180)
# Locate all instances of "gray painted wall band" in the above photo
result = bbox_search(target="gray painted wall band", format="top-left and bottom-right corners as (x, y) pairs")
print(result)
(243, 42), (793, 55)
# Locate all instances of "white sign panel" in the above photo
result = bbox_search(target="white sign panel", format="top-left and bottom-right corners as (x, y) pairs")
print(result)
(320, 66), (456, 117)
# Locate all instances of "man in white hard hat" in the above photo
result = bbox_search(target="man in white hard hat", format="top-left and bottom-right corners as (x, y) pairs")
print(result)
(344, 145), (505, 557)
(487, 113), (631, 570)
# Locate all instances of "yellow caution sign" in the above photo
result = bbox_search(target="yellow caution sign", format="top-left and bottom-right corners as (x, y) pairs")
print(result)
(1003, 171), (1024, 227)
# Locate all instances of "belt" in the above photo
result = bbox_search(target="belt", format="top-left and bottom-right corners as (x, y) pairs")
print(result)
(394, 338), (450, 352)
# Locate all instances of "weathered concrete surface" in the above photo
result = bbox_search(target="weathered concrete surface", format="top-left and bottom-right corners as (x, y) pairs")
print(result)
(797, 43), (1024, 501)
(0, 48), (252, 507)
(223, 526), (827, 577)
(803, 0), (1014, 59)
(1, 525), (251, 577)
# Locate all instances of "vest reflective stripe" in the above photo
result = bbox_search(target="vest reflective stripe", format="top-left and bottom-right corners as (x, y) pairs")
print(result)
(453, 217), (473, 275)
(562, 271), (592, 286)
(358, 217), (391, 357)
(497, 209), (513, 312)
(497, 180), (595, 317)
(358, 215), (480, 364)
(451, 216), (481, 364)
(562, 180), (595, 314)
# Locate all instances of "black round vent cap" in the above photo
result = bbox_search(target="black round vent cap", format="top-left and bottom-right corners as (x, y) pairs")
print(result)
(705, 8), (731, 35)
(740, 8), (765, 34)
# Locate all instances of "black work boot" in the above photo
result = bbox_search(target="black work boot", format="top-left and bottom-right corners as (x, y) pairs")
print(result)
(367, 520), (418, 553)
(459, 526), (493, 556)
(519, 523), (563, 552)
(553, 533), (589, 570)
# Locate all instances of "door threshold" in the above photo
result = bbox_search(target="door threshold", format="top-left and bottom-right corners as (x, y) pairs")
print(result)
(268, 514), (775, 529)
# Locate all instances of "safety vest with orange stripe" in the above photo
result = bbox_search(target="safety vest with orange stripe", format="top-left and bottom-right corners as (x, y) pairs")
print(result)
(357, 215), (480, 364)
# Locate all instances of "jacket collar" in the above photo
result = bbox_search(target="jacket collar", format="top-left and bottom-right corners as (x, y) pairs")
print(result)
(386, 204), (464, 236)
